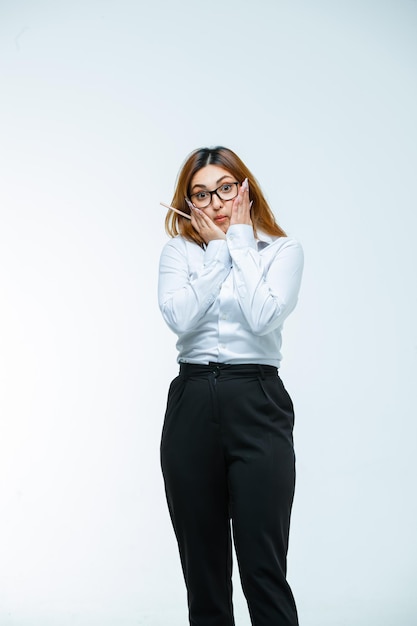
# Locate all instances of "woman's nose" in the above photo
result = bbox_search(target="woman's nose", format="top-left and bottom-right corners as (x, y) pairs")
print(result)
(211, 193), (223, 209)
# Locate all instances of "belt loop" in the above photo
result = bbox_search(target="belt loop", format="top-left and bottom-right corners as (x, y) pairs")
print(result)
(257, 364), (266, 380)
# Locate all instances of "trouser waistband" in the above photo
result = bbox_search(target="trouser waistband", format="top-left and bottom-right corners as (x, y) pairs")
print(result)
(179, 362), (278, 378)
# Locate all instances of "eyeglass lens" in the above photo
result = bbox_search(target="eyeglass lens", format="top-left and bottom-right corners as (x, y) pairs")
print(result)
(191, 183), (239, 208)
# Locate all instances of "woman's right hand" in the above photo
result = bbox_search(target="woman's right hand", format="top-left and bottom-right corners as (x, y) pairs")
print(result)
(190, 206), (226, 243)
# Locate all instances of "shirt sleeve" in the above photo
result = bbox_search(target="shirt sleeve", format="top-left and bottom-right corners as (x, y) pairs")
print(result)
(227, 225), (304, 335)
(158, 238), (232, 334)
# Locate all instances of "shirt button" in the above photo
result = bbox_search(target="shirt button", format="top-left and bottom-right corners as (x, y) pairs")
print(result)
(220, 343), (226, 349)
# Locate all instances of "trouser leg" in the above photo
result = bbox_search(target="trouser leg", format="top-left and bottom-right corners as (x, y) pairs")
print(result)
(219, 372), (299, 626)
(160, 374), (235, 626)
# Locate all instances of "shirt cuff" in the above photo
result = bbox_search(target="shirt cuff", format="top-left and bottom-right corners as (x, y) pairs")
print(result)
(226, 224), (257, 250)
(204, 239), (232, 267)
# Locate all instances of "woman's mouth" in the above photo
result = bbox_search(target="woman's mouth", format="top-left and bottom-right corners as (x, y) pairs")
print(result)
(214, 215), (227, 223)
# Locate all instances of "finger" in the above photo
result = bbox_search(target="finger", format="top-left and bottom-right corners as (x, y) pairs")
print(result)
(237, 179), (249, 208)
(237, 180), (246, 203)
(185, 197), (195, 212)
(235, 180), (250, 213)
(191, 206), (208, 226)
(237, 180), (247, 203)
(191, 207), (215, 235)
(240, 178), (249, 196)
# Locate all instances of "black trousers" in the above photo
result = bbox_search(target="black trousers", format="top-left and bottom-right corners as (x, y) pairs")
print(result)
(160, 363), (299, 626)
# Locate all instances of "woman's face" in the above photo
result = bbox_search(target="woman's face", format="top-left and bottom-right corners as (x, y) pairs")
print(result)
(189, 165), (239, 234)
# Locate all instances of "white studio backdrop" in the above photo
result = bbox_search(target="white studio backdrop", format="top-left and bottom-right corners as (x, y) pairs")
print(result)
(0, 0), (416, 624)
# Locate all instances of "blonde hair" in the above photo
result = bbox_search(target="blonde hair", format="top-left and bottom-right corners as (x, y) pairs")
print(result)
(165, 146), (286, 247)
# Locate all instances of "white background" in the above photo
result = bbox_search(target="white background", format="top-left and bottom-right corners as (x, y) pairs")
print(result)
(1, 1), (416, 624)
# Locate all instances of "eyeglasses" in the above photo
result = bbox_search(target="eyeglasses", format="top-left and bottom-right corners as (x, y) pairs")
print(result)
(189, 182), (239, 209)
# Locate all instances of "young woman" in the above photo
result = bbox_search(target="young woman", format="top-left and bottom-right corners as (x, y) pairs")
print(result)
(158, 146), (304, 626)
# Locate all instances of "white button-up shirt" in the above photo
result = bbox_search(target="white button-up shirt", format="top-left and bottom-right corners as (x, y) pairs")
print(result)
(158, 224), (304, 368)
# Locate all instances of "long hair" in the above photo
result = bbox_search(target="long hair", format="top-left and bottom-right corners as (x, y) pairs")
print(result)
(165, 146), (287, 247)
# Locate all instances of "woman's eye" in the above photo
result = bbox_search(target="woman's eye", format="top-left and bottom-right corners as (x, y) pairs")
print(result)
(221, 184), (232, 192)
(196, 192), (208, 200)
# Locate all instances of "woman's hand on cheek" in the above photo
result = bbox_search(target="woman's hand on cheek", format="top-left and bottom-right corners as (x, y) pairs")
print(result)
(189, 206), (227, 243)
(230, 178), (253, 227)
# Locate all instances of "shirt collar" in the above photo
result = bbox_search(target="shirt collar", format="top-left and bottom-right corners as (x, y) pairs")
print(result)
(256, 229), (276, 247)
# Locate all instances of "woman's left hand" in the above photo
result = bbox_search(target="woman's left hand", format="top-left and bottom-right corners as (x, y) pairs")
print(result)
(229, 178), (252, 227)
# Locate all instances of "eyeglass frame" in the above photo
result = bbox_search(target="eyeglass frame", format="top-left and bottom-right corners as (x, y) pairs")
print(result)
(188, 181), (240, 208)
